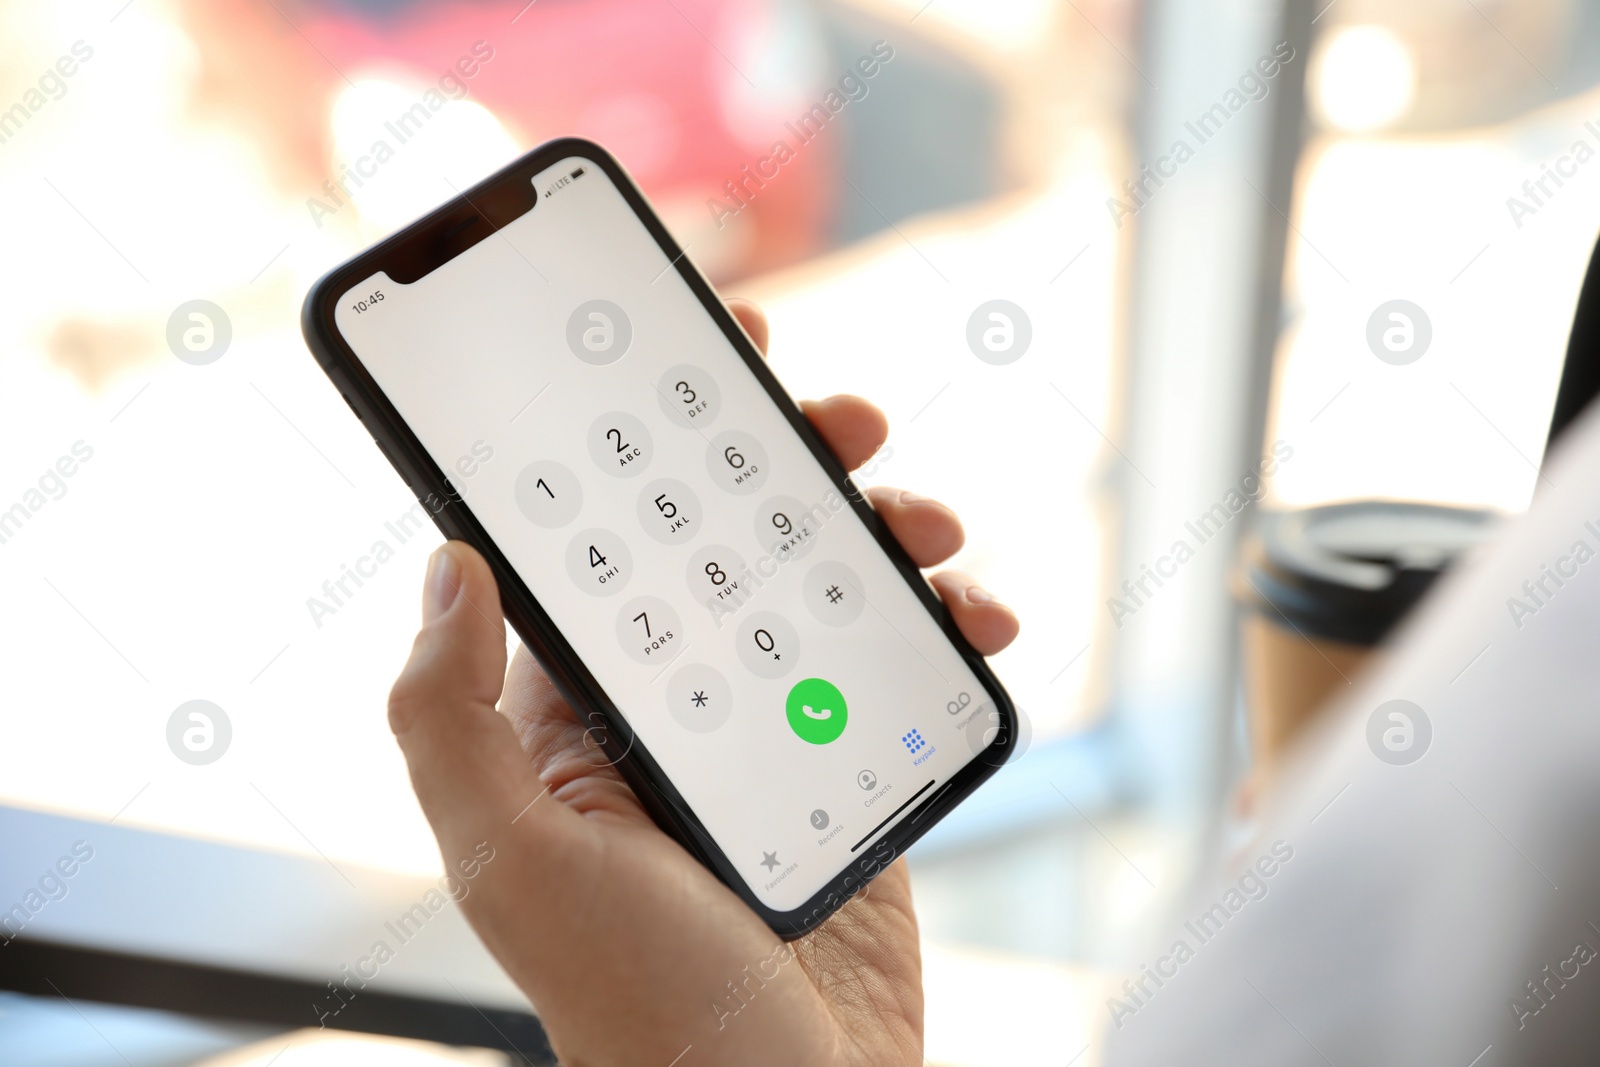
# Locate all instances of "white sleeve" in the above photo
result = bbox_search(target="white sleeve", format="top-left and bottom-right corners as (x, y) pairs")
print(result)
(1104, 402), (1600, 1066)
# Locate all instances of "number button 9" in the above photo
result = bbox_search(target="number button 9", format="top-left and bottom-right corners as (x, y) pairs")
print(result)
(753, 494), (818, 562)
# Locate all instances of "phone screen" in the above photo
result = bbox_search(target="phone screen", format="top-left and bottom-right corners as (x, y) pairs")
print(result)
(330, 154), (1000, 913)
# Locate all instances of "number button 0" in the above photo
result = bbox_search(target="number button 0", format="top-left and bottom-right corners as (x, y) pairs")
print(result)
(753, 495), (819, 563)
(735, 611), (801, 679)
(704, 430), (769, 495)
(587, 411), (654, 479)
(514, 460), (583, 528)
(615, 596), (684, 666)
(636, 478), (703, 546)
(655, 364), (721, 429)
(564, 528), (633, 597)
(686, 544), (750, 611)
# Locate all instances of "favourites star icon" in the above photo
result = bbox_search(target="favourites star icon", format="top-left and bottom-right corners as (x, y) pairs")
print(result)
(761, 851), (780, 872)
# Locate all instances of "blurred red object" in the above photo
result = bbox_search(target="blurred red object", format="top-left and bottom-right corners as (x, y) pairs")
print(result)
(295, 0), (838, 279)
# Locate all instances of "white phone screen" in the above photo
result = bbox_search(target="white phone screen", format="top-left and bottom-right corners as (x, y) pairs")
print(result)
(333, 156), (996, 911)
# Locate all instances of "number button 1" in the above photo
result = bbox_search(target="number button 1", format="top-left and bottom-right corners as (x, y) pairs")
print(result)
(514, 460), (583, 528)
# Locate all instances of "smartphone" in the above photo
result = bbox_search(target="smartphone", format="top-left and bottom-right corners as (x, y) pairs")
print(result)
(302, 139), (1018, 939)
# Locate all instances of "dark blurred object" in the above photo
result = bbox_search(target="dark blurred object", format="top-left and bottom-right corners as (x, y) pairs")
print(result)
(1235, 502), (1497, 765)
(0, 804), (550, 1061)
(1547, 229), (1600, 452)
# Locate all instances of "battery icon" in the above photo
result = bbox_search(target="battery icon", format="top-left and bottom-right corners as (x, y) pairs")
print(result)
(570, 167), (586, 180)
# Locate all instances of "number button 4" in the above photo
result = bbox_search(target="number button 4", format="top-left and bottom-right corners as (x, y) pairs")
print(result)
(565, 528), (633, 597)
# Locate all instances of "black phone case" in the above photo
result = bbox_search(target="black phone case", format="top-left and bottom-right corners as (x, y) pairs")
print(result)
(300, 138), (1019, 939)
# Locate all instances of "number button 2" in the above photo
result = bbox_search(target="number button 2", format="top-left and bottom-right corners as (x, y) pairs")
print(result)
(587, 411), (654, 479)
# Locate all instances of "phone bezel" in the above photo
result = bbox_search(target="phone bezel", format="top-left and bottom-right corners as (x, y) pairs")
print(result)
(301, 138), (1020, 939)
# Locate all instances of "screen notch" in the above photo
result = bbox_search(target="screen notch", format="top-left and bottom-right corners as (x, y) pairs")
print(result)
(384, 166), (541, 284)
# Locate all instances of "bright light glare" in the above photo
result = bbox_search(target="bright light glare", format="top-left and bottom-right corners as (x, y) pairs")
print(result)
(882, 0), (1057, 52)
(1314, 25), (1417, 133)
(922, 941), (1101, 1066)
(329, 77), (519, 231)
(196, 1030), (502, 1067)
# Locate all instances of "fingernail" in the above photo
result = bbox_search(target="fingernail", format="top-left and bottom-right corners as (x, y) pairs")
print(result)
(966, 585), (999, 605)
(898, 489), (931, 505)
(424, 546), (462, 623)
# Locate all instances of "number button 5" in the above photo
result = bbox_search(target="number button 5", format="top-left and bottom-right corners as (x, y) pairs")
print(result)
(636, 478), (703, 546)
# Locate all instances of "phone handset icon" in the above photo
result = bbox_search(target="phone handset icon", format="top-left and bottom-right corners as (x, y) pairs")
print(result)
(787, 678), (848, 744)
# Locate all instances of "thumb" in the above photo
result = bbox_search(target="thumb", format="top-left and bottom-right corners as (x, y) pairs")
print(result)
(388, 542), (549, 863)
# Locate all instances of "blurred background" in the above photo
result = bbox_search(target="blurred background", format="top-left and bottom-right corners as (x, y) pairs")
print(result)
(2, 0), (1599, 1063)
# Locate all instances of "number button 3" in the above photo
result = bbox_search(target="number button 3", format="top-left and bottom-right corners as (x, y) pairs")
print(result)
(656, 364), (721, 429)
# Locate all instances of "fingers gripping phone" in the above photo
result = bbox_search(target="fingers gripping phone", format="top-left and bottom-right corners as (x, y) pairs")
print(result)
(302, 140), (1018, 939)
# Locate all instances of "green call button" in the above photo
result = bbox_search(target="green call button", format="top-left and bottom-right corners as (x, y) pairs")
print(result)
(786, 677), (848, 745)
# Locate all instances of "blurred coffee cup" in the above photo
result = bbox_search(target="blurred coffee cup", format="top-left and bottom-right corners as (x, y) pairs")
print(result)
(1234, 501), (1496, 770)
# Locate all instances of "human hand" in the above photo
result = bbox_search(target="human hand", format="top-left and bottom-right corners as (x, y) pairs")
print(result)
(387, 299), (1020, 1066)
